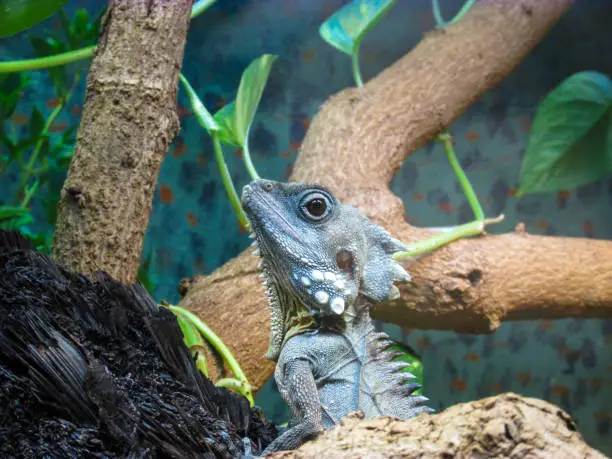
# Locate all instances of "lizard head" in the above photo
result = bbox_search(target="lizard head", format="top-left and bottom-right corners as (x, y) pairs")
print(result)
(242, 179), (412, 360)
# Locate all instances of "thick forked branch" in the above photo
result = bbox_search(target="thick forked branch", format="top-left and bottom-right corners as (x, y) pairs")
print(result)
(178, 0), (612, 392)
(52, 0), (193, 282)
(377, 225), (612, 332)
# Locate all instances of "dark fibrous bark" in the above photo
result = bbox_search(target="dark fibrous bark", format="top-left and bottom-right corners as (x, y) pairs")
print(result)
(0, 231), (276, 457)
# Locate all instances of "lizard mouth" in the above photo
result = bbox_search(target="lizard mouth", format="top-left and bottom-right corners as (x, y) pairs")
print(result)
(241, 182), (304, 249)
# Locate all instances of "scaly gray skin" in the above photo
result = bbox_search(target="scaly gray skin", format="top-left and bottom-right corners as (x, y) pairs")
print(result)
(241, 179), (432, 454)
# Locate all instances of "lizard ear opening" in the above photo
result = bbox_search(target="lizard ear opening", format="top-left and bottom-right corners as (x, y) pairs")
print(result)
(336, 249), (356, 279)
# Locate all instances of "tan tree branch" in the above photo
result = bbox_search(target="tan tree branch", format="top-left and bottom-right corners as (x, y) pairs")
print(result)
(178, 0), (612, 393)
(53, 0), (193, 283)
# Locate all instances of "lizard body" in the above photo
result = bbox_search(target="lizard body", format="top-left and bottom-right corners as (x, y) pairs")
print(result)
(241, 179), (431, 453)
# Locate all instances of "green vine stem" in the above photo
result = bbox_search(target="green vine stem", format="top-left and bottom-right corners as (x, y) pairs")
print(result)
(438, 131), (484, 221)
(20, 179), (41, 209)
(179, 73), (249, 229)
(215, 377), (252, 394)
(17, 71), (79, 208)
(212, 132), (250, 229)
(242, 130), (260, 180)
(0, 0), (217, 74)
(394, 128), (504, 260)
(166, 305), (254, 406)
(352, 50), (364, 87)
(432, 0), (476, 29)
(393, 214), (504, 259)
(176, 314), (210, 377)
(18, 104), (63, 206)
(0, 46), (96, 73)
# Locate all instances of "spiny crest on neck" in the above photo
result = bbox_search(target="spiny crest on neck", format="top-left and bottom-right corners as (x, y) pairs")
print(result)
(247, 234), (312, 360)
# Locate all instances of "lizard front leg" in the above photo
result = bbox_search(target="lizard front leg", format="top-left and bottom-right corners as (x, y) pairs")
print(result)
(261, 358), (324, 454)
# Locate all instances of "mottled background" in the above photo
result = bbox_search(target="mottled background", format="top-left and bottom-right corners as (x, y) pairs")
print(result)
(1, 0), (611, 455)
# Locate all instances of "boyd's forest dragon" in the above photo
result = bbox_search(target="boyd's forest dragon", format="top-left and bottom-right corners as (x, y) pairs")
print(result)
(241, 179), (432, 454)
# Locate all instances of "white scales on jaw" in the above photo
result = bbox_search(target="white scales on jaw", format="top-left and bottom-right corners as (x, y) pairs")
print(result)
(291, 269), (351, 314)
(250, 226), (352, 316)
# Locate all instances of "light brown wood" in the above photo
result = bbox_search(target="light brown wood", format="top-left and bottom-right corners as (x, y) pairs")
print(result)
(53, 0), (193, 283)
(179, 0), (609, 396)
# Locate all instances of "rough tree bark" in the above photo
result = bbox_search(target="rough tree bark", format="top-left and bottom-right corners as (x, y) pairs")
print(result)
(52, 0), (193, 283)
(178, 0), (612, 391)
(268, 393), (607, 458)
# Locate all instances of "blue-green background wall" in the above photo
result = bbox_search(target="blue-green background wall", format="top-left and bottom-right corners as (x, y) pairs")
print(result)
(1, 0), (611, 454)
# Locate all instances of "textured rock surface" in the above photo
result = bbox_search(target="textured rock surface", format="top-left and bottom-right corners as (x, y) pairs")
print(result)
(269, 393), (607, 458)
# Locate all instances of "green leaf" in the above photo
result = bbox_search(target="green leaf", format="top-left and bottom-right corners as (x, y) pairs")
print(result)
(0, 73), (29, 119)
(137, 251), (157, 294)
(179, 73), (220, 133)
(232, 54), (276, 146)
(60, 8), (90, 49)
(387, 341), (424, 396)
(54, 146), (73, 167)
(0, 72), (21, 95)
(58, 8), (71, 40)
(518, 71), (612, 195)
(71, 9), (89, 42)
(0, 206), (30, 221)
(16, 136), (37, 153)
(30, 37), (70, 97)
(29, 36), (56, 58)
(0, 0), (69, 38)
(61, 124), (78, 144)
(18, 226), (52, 252)
(0, 206), (32, 230)
(319, 0), (396, 56)
(213, 54), (277, 147)
(0, 214), (33, 230)
(212, 101), (240, 147)
(191, 0), (217, 19)
(30, 36), (67, 62)
(84, 9), (104, 45)
(29, 107), (44, 141)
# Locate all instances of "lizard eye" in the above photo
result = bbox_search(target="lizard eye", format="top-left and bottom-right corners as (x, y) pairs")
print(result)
(299, 192), (332, 221)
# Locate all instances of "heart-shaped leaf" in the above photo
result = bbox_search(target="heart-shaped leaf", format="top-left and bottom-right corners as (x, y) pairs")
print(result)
(213, 54), (277, 147)
(319, 0), (396, 56)
(0, 0), (69, 38)
(518, 71), (612, 195)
